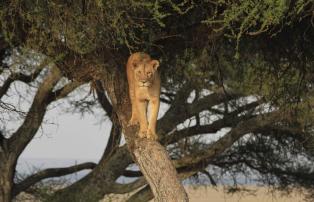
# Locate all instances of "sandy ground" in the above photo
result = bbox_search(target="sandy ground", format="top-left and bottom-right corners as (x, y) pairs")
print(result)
(16, 186), (307, 202)
(103, 186), (307, 202)
(185, 186), (305, 202)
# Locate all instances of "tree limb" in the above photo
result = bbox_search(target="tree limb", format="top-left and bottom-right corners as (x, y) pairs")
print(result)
(12, 162), (96, 197)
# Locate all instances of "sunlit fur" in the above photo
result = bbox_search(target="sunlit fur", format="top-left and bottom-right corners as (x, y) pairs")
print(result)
(133, 59), (158, 87)
(126, 52), (160, 140)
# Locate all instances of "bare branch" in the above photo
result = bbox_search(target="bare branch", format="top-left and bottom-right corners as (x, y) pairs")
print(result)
(12, 162), (96, 196)
(95, 80), (113, 117)
(100, 112), (122, 160)
(158, 87), (242, 135)
(174, 110), (283, 167)
(47, 80), (84, 102)
(162, 100), (261, 144)
(201, 170), (217, 186)
(0, 69), (42, 99)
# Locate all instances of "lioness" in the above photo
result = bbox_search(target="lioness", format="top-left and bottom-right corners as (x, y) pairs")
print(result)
(126, 52), (160, 140)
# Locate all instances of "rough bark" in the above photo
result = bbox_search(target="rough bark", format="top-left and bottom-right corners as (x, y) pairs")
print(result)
(0, 158), (13, 202)
(132, 139), (188, 202)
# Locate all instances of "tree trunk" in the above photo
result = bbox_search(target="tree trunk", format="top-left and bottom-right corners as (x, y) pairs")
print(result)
(132, 138), (188, 202)
(0, 156), (14, 202)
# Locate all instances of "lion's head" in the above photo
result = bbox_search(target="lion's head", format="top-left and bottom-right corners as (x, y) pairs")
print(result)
(132, 54), (159, 87)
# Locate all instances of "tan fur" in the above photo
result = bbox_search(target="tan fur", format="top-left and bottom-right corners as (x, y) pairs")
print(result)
(126, 52), (160, 140)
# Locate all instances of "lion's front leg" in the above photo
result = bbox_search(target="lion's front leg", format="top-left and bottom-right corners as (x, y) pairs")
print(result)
(128, 88), (139, 126)
(137, 100), (148, 138)
(147, 97), (160, 140)
(129, 101), (139, 126)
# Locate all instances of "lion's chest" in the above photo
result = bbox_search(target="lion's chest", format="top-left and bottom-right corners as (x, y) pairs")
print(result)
(135, 87), (155, 101)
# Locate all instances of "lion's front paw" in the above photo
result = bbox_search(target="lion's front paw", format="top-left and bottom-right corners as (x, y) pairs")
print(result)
(128, 117), (139, 126)
(147, 129), (158, 141)
(138, 130), (147, 138)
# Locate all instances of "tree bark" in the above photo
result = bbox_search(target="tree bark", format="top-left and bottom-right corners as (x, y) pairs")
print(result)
(0, 156), (14, 202)
(132, 138), (188, 202)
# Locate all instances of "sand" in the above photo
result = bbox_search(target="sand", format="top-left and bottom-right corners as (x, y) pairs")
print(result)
(186, 186), (305, 202)
(16, 185), (307, 201)
(103, 186), (307, 202)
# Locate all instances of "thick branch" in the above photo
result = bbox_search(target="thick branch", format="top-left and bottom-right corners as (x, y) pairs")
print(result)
(12, 162), (96, 196)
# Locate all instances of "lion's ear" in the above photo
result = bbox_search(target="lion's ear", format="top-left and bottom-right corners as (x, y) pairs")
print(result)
(151, 60), (159, 70)
(132, 62), (138, 69)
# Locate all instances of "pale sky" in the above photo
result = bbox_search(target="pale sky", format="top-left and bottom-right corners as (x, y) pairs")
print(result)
(19, 111), (111, 160)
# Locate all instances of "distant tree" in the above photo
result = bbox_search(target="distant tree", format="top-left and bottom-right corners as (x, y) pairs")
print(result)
(1, 1), (314, 202)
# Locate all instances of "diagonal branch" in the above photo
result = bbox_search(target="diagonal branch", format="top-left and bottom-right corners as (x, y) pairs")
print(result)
(95, 80), (121, 160)
(100, 112), (122, 161)
(12, 162), (96, 196)
(95, 80), (113, 117)
(47, 80), (84, 102)
(8, 66), (62, 157)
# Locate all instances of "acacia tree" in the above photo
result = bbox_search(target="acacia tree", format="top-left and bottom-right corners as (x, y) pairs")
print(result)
(1, 1), (314, 202)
